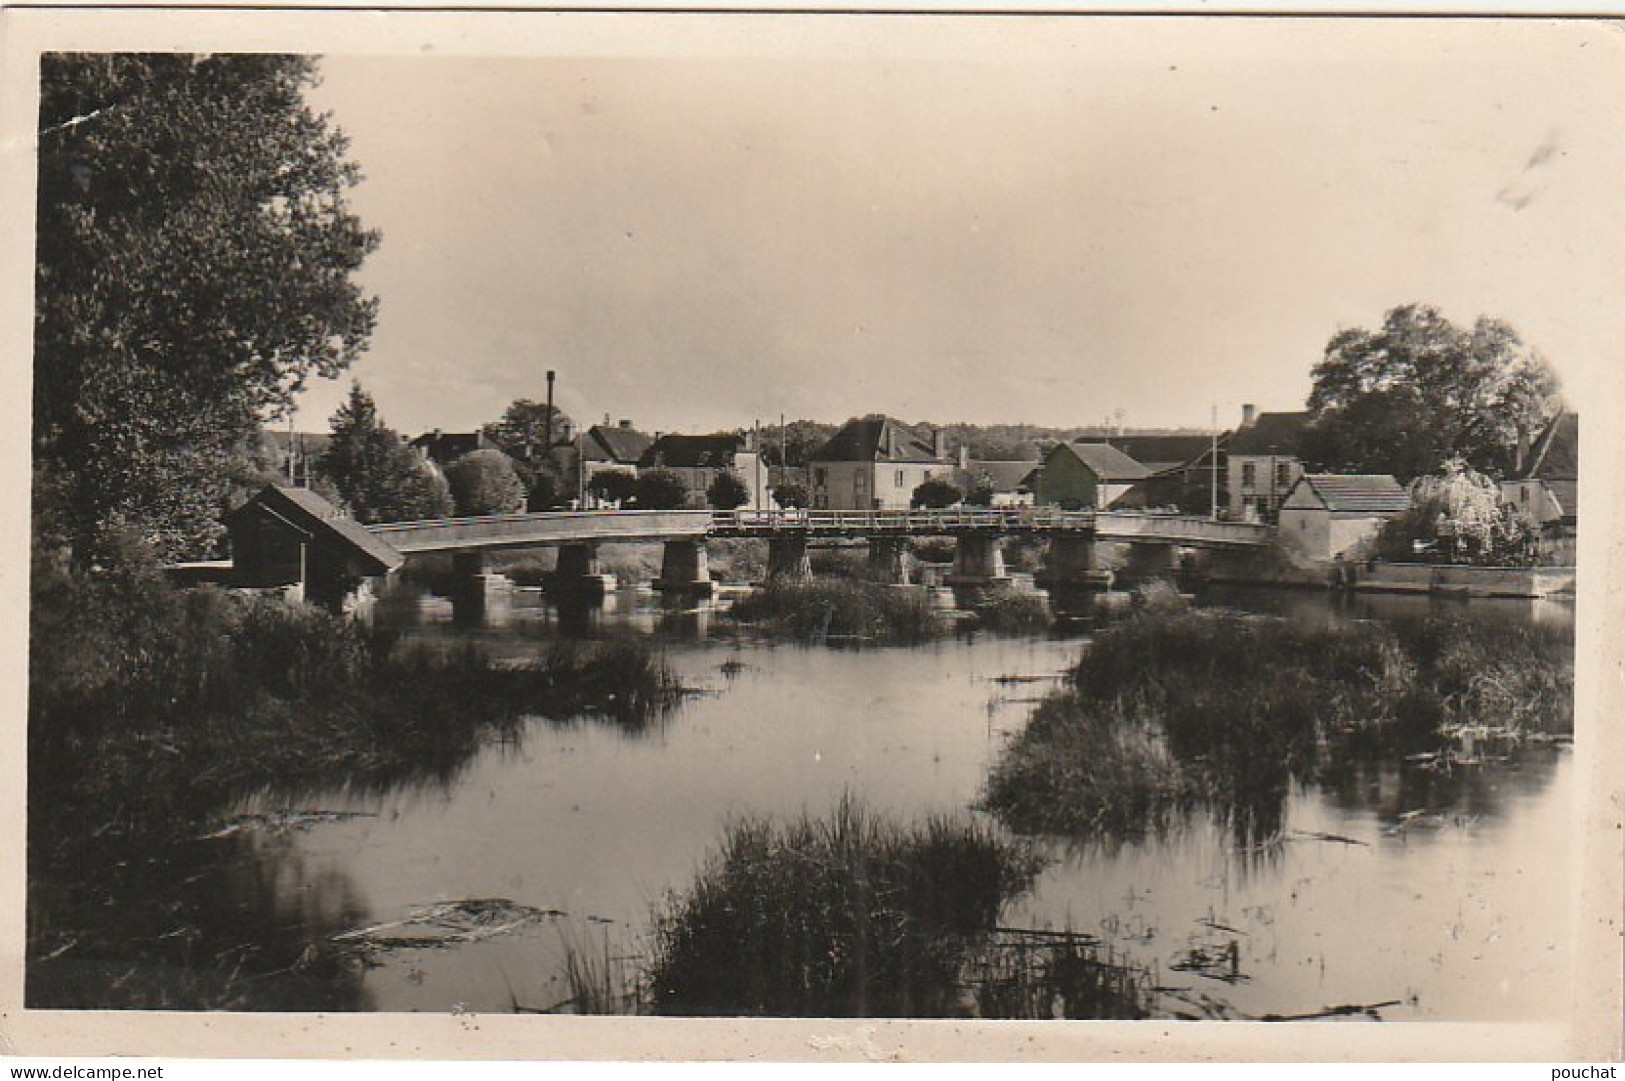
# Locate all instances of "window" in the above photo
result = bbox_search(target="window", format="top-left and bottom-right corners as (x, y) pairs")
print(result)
(895, 470), (905, 488)
(814, 468), (826, 487)
(1241, 462), (1257, 489)
(1275, 461), (1292, 488)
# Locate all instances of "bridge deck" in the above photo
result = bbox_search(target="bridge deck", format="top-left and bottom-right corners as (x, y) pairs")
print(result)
(366, 507), (1271, 554)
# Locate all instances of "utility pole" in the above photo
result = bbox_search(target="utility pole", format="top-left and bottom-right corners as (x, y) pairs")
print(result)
(1210, 404), (1219, 520)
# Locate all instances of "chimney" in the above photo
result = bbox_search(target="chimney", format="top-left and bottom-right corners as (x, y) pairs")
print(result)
(1241, 403), (1257, 427)
(932, 428), (945, 461)
(619, 418), (632, 430)
(1514, 428), (1531, 475)
(544, 369), (557, 452)
(959, 444), (970, 470)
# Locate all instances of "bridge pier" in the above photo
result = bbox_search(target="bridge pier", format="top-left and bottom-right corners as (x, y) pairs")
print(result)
(766, 535), (812, 581)
(654, 539), (714, 597)
(1036, 534), (1111, 618)
(450, 550), (513, 627)
(550, 542), (617, 602)
(946, 534), (1009, 590)
(1122, 541), (1179, 584)
(867, 537), (911, 584)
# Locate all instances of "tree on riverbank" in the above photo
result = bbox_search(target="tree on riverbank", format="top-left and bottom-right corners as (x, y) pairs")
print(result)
(320, 383), (452, 523)
(1300, 305), (1561, 481)
(34, 54), (379, 563)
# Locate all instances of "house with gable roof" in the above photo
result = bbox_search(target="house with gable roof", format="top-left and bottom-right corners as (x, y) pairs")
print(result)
(1031, 442), (1153, 510)
(1278, 473), (1410, 561)
(637, 431), (767, 509)
(807, 416), (950, 510)
(1499, 410), (1577, 548)
(1227, 405), (1311, 523)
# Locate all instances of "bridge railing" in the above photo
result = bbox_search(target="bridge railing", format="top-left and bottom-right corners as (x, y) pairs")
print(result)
(711, 507), (1097, 532)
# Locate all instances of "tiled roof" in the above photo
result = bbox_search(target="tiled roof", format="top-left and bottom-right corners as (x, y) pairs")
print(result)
(962, 460), (1042, 492)
(638, 433), (747, 469)
(1065, 442), (1154, 481)
(1228, 411), (1310, 455)
(811, 416), (942, 463)
(584, 424), (653, 464)
(227, 486), (405, 574)
(1298, 474), (1409, 514)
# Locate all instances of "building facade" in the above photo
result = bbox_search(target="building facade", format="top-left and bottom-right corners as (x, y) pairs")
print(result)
(807, 416), (950, 510)
(1226, 406), (1310, 523)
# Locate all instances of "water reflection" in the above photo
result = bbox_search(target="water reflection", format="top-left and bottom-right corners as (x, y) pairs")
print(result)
(36, 577), (1577, 1018)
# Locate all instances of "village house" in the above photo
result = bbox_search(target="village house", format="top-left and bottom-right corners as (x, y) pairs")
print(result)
(1499, 410), (1578, 563)
(952, 447), (1040, 507)
(409, 429), (504, 469)
(638, 431), (768, 509)
(1277, 473), (1409, 561)
(1226, 405), (1310, 523)
(806, 416), (951, 510)
(1031, 441), (1153, 510)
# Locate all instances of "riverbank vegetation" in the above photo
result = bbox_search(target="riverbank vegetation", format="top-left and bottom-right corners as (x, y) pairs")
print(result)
(728, 578), (942, 643)
(646, 796), (1046, 1016)
(985, 606), (1572, 845)
(27, 549), (686, 1007)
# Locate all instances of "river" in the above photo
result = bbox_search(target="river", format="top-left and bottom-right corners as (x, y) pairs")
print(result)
(207, 581), (1578, 1019)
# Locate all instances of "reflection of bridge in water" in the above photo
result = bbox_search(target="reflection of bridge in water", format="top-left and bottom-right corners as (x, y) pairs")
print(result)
(363, 505), (1273, 619)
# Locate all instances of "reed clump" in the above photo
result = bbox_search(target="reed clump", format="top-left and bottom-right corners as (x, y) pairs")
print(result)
(965, 589), (1052, 635)
(728, 578), (941, 644)
(985, 607), (1572, 845)
(647, 795), (1043, 1017)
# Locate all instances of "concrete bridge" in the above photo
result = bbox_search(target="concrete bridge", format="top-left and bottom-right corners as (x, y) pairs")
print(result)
(358, 503), (1270, 617)
(220, 487), (1272, 618)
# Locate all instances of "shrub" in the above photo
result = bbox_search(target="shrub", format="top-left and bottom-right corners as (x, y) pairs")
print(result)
(444, 449), (527, 516)
(771, 481), (809, 509)
(911, 477), (963, 509)
(633, 468), (692, 510)
(587, 468), (638, 507)
(706, 471), (751, 511)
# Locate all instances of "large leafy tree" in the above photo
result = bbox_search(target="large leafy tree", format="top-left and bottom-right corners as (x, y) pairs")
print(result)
(319, 383), (451, 524)
(444, 449), (527, 517)
(34, 53), (379, 563)
(1301, 305), (1560, 481)
(482, 399), (574, 458)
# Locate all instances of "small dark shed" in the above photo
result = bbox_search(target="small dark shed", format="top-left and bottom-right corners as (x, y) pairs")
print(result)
(224, 486), (405, 608)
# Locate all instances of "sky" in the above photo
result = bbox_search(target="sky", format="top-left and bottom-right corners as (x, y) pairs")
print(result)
(286, 17), (1625, 438)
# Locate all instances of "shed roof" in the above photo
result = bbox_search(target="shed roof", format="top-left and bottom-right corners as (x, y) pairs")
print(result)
(226, 485), (405, 574)
(811, 416), (942, 463)
(1295, 474), (1409, 514)
(1062, 442), (1154, 481)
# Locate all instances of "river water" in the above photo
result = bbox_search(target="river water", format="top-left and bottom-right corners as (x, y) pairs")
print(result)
(226, 583), (1575, 1019)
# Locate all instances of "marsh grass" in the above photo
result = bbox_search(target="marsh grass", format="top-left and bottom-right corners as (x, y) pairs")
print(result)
(985, 607), (1573, 845)
(728, 578), (940, 644)
(964, 589), (1052, 635)
(646, 795), (1043, 1017)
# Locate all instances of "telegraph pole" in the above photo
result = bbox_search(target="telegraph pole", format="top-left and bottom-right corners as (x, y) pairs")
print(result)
(1210, 404), (1219, 520)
